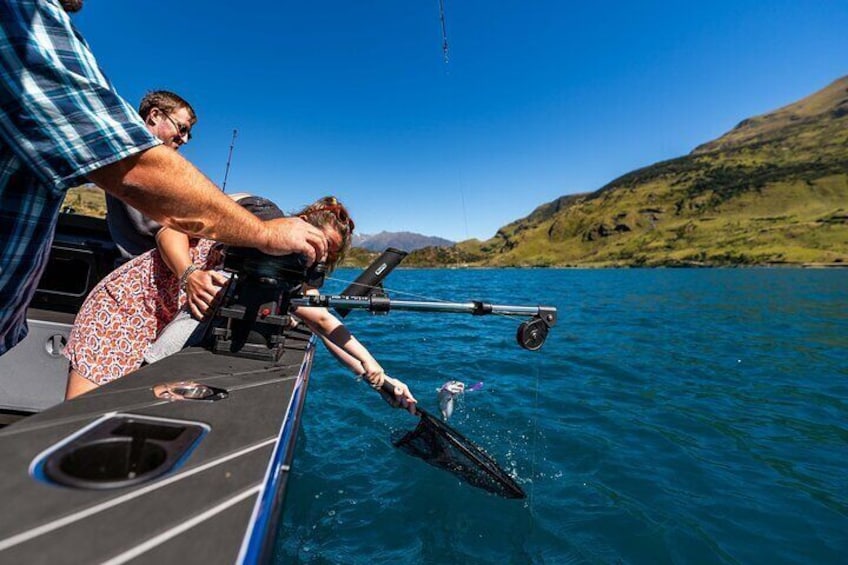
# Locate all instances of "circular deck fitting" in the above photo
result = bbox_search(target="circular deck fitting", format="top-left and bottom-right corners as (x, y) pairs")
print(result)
(153, 381), (228, 401)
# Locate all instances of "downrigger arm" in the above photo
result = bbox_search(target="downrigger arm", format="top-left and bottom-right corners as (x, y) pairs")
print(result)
(209, 246), (557, 360)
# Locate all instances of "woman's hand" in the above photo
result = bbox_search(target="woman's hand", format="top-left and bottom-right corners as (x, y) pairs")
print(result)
(184, 269), (229, 319)
(380, 375), (418, 415)
(361, 360), (386, 390)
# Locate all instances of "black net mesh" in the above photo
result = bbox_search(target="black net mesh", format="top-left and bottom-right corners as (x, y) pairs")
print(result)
(392, 408), (525, 499)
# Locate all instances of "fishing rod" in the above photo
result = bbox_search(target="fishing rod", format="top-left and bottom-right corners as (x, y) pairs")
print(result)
(221, 129), (238, 192)
(438, 0), (449, 64)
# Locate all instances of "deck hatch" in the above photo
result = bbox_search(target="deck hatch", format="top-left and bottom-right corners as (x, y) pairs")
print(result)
(38, 414), (207, 490)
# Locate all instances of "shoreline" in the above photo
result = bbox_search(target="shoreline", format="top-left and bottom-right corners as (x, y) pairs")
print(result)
(341, 261), (848, 270)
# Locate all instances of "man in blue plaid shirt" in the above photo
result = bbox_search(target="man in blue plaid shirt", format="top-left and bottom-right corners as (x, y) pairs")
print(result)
(0, 0), (328, 356)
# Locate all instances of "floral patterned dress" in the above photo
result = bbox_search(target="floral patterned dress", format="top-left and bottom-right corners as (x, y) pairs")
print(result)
(64, 239), (222, 385)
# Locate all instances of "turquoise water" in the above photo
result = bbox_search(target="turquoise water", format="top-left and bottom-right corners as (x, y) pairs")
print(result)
(276, 269), (848, 564)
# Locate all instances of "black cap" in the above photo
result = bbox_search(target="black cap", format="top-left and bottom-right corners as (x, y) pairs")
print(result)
(237, 196), (284, 220)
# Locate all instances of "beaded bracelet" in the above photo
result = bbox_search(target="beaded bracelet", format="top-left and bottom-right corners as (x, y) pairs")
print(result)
(179, 264), (199, 290)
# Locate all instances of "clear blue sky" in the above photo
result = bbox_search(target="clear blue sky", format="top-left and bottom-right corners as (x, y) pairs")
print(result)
(73, 0), (847, 242)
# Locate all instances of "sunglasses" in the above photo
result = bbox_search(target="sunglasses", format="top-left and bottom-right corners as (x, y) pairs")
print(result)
(311, 201), (355, 232)
(158, 108), (193, 141)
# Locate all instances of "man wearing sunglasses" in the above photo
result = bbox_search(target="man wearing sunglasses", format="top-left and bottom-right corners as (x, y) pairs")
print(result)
(0, 1), (328, 358)
(106, 90), (199, 259)
(141, 91), (196, 150)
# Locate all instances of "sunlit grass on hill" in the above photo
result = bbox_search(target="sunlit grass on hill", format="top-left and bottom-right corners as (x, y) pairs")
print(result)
(62, 185), (107, 217)
(465, 173), (847, 267)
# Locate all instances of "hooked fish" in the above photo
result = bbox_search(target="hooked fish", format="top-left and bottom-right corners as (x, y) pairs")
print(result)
(436, 380), (484, 421)
(437, 380), (465, 421)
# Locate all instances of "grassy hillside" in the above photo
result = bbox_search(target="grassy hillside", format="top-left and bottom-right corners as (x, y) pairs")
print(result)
(62, 185), (107, 217)
(413, 76), (848, 267)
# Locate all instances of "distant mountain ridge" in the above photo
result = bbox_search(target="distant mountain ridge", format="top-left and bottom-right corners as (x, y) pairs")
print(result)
(352, 231), (454, 252)
(406, 75), (848, 267)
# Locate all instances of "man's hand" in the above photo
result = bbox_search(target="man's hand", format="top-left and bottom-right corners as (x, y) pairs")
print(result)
(91, 148), (329, 262)
(260, 217), (328, 266)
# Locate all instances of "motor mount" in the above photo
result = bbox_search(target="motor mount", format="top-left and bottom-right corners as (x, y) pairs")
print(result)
(209, 249), (325, 361)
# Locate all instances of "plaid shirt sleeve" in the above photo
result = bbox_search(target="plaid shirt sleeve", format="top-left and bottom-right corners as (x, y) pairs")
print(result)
(0, 0), (162, 355)
(0, 0), (160, 194)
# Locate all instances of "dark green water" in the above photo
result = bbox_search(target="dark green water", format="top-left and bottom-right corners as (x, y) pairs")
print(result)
(277, 268), (847, 564)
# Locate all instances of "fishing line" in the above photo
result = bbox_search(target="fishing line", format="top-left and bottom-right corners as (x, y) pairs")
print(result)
(459, 188), (470, 242)
(218, 265), (465, 313)
(438, 0), (450, 64)
(435, 0), (472, 245)
(527, 360), (541, 506)
(213, 264), (472, 314)
(322, 273), (450, 303)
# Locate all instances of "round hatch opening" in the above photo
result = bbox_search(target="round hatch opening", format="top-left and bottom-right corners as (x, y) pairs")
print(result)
(38, 415), (207, 489)
(47, 437), (167, 489)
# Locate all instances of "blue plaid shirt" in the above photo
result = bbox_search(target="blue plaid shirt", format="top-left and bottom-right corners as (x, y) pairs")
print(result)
(0, 0), (160, 355)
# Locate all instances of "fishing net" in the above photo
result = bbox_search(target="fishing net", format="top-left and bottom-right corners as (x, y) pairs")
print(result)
(392, 408), (525, 499)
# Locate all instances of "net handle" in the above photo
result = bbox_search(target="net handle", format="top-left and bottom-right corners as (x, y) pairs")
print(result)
(379, 380), (422, 415)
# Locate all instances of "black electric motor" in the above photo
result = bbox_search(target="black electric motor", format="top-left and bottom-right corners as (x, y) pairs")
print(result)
(209, 248), (325, 362)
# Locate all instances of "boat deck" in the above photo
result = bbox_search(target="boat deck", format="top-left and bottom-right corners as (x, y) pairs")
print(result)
(0, 327), (313, 564)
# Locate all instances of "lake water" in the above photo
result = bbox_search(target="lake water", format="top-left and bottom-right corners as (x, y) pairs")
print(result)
(276, 268), (847, 564)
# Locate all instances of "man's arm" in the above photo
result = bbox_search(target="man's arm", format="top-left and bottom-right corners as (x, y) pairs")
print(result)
(88, 145), (327, 263)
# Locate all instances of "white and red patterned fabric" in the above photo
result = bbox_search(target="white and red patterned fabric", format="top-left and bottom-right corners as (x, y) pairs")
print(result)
(64, 239), (222, 385)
